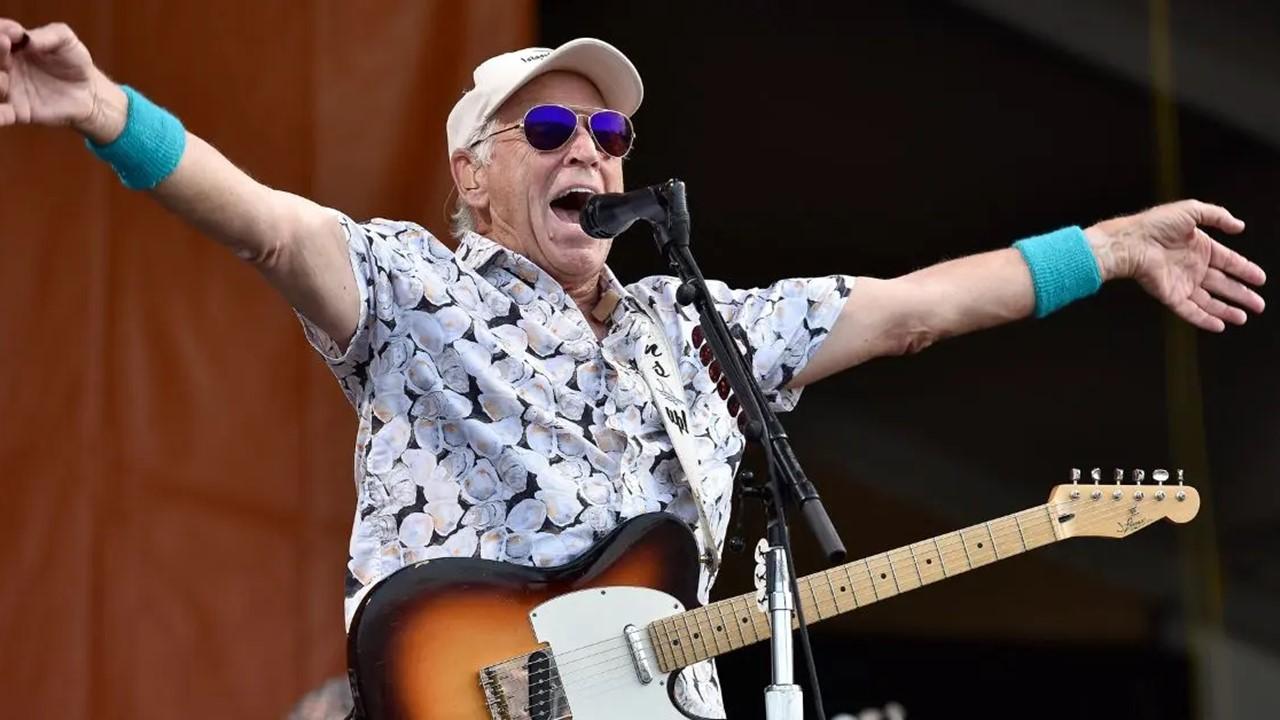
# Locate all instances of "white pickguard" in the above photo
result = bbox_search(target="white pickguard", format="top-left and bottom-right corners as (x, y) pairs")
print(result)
(528, 586), (687, 719)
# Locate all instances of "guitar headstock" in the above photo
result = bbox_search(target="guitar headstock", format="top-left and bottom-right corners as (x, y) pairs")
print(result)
(1048, 468), (1200, 540)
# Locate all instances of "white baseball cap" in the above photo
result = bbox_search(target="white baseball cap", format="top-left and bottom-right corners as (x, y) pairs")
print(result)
(446, 38), (644, 156)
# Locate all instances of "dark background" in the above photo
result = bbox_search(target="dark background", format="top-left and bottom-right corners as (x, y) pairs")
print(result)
(542, 1), (1280, 718)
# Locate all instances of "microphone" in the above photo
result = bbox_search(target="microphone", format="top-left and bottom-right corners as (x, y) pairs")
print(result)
(579, 185), (670, 239)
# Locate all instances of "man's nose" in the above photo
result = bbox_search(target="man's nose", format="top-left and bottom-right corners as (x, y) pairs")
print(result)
(564, 122), (603, 166)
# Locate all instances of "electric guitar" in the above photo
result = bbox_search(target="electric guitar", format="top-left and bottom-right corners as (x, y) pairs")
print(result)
(346, 475), (1199, 719)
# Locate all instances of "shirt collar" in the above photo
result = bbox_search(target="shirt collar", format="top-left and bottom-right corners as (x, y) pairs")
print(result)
(456, 231), (632, 325)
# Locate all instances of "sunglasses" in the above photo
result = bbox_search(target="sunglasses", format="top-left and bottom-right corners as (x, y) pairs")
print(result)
(472, 103), (635, 158)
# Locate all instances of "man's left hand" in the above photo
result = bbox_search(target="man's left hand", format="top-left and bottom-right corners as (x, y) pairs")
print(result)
(1086, 199), (1266, 331)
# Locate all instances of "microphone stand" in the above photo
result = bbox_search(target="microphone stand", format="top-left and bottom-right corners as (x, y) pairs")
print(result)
(636, 179), (846, 720)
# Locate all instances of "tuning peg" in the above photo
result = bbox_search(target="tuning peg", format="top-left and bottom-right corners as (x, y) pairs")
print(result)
(1153, 469), (1168, 485)
(1113, 468), (1124, 483)
(1176, 469), (1186, 501)
(1069, 469), (1081, 498)
(1133, 469), (1145, 484)
(1177, 469), (1185, 486)
(1091, 468), (1102, 483)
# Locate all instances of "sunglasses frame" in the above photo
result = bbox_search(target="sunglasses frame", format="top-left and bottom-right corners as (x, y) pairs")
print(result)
(469, 103), (635, 159)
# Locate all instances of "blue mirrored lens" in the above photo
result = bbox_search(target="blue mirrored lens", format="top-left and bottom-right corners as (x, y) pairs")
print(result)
(522, 104), (578, 151)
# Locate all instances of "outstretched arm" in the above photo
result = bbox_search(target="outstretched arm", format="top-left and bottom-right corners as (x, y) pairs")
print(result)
(0, 20), (359, 349)
(790, 200), (1266, 388)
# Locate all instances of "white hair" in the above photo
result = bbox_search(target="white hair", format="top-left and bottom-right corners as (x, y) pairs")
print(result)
(450, 118), (502, 239)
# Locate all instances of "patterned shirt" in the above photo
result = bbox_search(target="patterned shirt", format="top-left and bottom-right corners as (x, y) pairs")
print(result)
(299, 213), (853, 715)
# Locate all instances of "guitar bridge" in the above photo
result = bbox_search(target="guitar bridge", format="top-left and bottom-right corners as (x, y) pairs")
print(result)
(479, 644), (569, 720)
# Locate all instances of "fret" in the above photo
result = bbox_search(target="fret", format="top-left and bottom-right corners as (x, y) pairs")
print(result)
(934, 535), (957, 577)
(955, 531), (974, 569)
(960, 526), (997, 568)
(808, 568), (829, 614)
(850, 560), (878, 607)
(737, 596), (762, 644)
(655, 619), (677, 671)
(1018, 509), (1054, 550)
(725, 600), (746, 653)
(906, 543), (927, 586)
(1043, 504), (1064, 543)
(649, 623), (671, 672)
(671, 615), (691, 667)
(706, 604), (728, 656)
(835, 564), (861, 611)
(834, 567), (855, 613)
(820, 569), (843, 615)
(988, 517), (1008, 558)
(913, 540), (945, 584)
(801, 575), (825, 620)
(867, 554), (900, 599)
(686, 607), (710, 661)
(1012, 512), (1029, 552)
(693, 605), (716, 657)
(887, 547), (921, 592)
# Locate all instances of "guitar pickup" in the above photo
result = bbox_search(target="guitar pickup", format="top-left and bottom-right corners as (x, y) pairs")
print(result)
(624, 623), (654, 684)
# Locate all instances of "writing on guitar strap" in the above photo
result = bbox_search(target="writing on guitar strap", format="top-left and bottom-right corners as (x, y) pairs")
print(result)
(634, 306), (723, 575)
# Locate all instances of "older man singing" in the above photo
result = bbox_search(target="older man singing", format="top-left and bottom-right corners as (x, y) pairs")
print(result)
(0, 19), (1266, 719)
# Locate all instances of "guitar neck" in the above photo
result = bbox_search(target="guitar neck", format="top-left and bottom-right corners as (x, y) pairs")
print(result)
(647, 501), (1064, 673)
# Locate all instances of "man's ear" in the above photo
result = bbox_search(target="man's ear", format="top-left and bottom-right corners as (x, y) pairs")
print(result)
(450, 151), (489, 211)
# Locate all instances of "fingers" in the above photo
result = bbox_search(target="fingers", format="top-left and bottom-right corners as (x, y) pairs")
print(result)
(1182, 199), (1246, 234)
(1192, 287), (1247, 326)
(0, 19), (27, 44)
(1204, 266), (1265, 314)
(1207, 232), (1267, 286)
(1175, 297), (1226, 332)
(26, 23), (75, 54)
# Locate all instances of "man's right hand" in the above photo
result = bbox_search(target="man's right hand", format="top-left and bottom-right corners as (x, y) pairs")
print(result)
(2, 18), (361, 353)
(0, 20), (126, 140)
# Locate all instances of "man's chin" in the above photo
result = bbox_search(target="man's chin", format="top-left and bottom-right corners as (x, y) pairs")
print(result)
(546, 214), (599, 246)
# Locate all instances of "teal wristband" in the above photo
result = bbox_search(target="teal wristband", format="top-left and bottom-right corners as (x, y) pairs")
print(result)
(1013, 226), (1102, 318)
(85, 85), (186, 190)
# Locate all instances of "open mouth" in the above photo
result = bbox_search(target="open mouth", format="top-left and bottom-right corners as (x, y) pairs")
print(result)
(549, 188), (595, 227)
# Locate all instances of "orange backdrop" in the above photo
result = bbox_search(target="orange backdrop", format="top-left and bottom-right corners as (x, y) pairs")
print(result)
(0, 2), (533, 717)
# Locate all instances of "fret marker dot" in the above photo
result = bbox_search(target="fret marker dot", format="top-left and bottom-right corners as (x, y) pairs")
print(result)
(977, 542), (984, 549)
(742, 617), (749, 624)
(693, 633), (700, 639)
(716, 625), (723, 631)
(672, 639), (679, 646)
(880, 573), (887, 580)
(926, 559), (932, 564)
(840, 586), (847, 592)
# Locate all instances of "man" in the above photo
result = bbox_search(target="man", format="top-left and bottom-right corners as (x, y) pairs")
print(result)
(0, 19), (1265, 718)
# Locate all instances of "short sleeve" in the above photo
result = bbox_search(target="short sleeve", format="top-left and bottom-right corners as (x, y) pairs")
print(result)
(295, 212), (438, 407)
(708, 275), (854, 411)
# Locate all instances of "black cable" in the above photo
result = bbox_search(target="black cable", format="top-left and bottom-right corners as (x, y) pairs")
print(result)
(770, 495), (827, 719)
(762, 442), (827, 720)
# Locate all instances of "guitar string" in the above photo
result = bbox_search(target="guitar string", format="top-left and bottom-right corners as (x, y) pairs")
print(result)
(512, 494), (1186, 718)
(492, 499), (1066, 680)
(510, 495), (1186, 718)
(479, 494), (1178, 707)
(491, 493), (1178, 695)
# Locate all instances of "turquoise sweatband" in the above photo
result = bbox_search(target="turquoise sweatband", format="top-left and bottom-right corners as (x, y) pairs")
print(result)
(1013, 226), (1102, 318)
(85, 85), (186, 190)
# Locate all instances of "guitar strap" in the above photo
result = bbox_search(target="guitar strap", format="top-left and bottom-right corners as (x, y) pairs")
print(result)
(630, 298), (723, 576)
